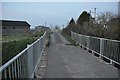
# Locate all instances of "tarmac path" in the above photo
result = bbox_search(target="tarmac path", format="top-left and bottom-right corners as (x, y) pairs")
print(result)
(45, 32), (118, 78)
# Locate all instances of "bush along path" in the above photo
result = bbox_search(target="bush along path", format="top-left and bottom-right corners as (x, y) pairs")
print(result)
(2, 31), (44, 65)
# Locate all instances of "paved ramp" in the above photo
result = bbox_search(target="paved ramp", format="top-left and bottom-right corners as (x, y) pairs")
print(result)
(45, 32), (118, 78)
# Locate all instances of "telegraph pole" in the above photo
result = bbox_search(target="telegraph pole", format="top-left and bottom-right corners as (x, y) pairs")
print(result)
(45, 22), (46, 27)
(89, 10), (91, 15)
(91, 8), (97, 23)
(62, 25), (64, 29)
(94, 8), (97, 21)
(89, 10), (92, 26)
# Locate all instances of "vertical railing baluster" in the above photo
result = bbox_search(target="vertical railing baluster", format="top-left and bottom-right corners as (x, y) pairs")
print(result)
(4, 69), (7, 79)
(22, 54), (25, 78)
(14, 61), (17, 79)
(87, 36), (90, 49)
(11, 63), (14, 79)
(23, 54), (26, 78)
(8, 66), (11, 79)
(24, 52), (27, 78)
(20, 55), (24, 78)
(0, 70), (2, 79)
(25, 52), (28, 78)
(18, 56), (21, 78)
(100, 38), (104, 59)
(19, 56), (22, 78)
(27, 46), (34, 78)
(17, 58), (20, 78)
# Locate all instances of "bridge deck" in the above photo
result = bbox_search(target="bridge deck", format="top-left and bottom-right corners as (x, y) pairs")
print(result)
(44, 32), (118, 78)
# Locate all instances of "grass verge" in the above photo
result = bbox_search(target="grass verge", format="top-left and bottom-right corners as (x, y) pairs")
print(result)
(2, 31), (44, 65)
(61, 32), (78, 46)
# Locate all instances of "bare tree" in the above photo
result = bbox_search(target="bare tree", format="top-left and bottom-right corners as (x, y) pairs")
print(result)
(96, 11), (119, 39)
(97, 11), (116, 27)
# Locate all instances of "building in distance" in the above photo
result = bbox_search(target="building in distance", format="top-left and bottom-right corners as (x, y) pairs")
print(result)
(1, 20), (31, 35)
(35, 25), (50, 33)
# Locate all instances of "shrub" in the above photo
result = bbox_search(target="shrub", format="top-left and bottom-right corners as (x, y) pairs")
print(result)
(2, 38), (36, 65)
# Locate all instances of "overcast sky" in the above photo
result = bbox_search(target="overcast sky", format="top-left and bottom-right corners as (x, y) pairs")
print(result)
(2, 2), (118, 28)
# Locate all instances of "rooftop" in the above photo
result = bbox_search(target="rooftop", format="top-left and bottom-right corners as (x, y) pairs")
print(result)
(1, 20), (31, 27)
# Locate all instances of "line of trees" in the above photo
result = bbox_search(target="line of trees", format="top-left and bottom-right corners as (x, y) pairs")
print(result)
(62, 11), (120, 40)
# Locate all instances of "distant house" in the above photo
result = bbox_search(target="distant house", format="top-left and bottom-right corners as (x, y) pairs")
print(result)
(1, 20), (31, 35)
(35, 25), (50, 32)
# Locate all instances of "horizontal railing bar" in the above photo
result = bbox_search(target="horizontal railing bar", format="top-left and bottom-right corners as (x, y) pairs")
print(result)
(28, 32), (46, 48)
(71, 31), (120, 42)
(0, 47), (28, 73)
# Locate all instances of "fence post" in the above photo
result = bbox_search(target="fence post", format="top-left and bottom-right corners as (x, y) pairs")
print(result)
(87, 36), (90, 49)
(71, 31), (72, 39)
(118, 69), (120, 80)
(27, 45), (34, 78)
(79, 34), (81, 45)
(100, 38), (104, 59)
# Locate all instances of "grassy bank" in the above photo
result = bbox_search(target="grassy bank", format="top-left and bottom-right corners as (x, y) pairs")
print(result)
(2, 31), (44, 65)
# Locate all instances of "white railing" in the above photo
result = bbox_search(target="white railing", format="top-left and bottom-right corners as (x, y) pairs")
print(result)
(71, 31), (120, 68)
(0, 31), (47, 79)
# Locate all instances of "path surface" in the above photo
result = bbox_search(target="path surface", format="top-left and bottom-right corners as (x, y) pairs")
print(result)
(45, 32), (118, 78)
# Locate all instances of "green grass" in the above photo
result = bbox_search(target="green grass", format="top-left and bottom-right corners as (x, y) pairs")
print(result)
(2, 35), (27, 42)
(2, 38), (36, 65)
(2, 31), (45, 65)
(46, 32), (52, 47)
(61, 32), (78, 46)
(2, 31), (44, 42)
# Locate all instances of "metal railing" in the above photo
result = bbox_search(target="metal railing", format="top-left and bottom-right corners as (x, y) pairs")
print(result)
(71, 31), (120, 67)
(0, 31), (47, 79)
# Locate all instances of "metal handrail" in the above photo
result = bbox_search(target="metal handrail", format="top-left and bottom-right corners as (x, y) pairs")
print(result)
(0, 47), (29, 73)
(71, 31), (120, 67)
(73, 32), (120, 43)
(0, 31), (47, 78)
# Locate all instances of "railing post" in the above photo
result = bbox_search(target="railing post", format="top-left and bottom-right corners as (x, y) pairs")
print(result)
(0, 70), (1, 79)
(71, 31), (72, 39)
(79, 34), (81, 45)
(16, 59), (20, 78)
(27, 45), (34, 78)
(87, 36), (90, 49)
(100, 38), (104, 59)
(118, 69), (120, 80)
